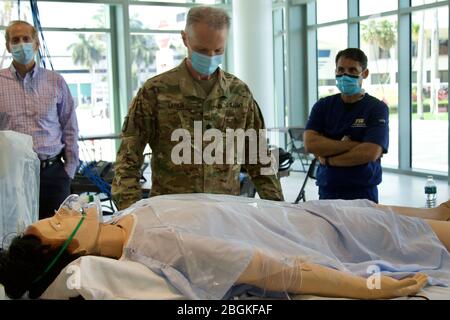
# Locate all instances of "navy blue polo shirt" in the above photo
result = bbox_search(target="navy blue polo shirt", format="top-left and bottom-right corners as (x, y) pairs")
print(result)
(305, 93), (389, 189)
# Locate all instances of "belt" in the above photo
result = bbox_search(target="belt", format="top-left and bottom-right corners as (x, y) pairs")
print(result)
(40, 155), (62, 169)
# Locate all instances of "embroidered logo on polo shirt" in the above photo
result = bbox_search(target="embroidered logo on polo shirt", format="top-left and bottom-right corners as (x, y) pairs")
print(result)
(352, 118), (367, 128)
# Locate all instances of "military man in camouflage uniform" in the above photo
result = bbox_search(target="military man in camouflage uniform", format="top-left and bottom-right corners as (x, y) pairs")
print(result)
(112, 6), (283, 210)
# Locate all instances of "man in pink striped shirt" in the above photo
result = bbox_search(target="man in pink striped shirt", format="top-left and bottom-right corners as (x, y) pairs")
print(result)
(0, 20), (79, 219)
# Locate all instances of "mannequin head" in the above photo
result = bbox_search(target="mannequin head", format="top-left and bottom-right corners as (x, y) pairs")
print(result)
(0, 202), (131, 299)
(25, 206), (101, 255)
(0, 205), (102, 299)
(0, 234), (81, 299)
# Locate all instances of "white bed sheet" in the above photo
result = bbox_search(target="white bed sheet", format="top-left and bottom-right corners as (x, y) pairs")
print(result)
(34, 256), (450, 300)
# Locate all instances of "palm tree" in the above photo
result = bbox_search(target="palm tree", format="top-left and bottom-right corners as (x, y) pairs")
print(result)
(361, 19), (397, 105)
(67, 34), (105, 107)
(68, 34), (104, 70)
(361, 19), (396, 74)
(361, 19), (397, 57)
(130, 34), (157, 90)
(129, 18), (158, 91)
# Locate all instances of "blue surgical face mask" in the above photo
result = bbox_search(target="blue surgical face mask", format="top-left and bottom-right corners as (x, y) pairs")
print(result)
(11, 42), (35, 65)
(190, 51), (223, 76)
(335, 74), (362, 96)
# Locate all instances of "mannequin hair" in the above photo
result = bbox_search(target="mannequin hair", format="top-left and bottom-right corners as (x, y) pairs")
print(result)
(0, 234), (81, 299)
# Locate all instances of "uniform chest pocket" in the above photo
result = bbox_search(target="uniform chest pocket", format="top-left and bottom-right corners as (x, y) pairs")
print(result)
(157, 102), (203, 138)
(221, 101), (248, 130)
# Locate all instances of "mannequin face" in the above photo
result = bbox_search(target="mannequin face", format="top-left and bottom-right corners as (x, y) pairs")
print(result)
(24, 206), (101, 255)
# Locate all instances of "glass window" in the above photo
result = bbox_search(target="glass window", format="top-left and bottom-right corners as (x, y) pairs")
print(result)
(317, 24), (347, 99)
(0, 3), (28, 68)
(360, 16), (398, 167)
(0, 1), (109, 28)
(37, 2), (109, 29)
(371, 73), (391, 84)
(0, 1), (31, 24)
(411, 6), (449, 172)
(412, 0), (444, 6)
(130, 33), (186, 94)
(359, 0), (397, 16)
(129, 6), (188, 30)
(316, 0), (347, 24)
(273, 7), (286, 131)
(134, 0), (223, 3)
(1, 2), (116, 161)
(43, 30), (115, 162)
(439, 39), (449, 55)
(0, 30), (12, 69)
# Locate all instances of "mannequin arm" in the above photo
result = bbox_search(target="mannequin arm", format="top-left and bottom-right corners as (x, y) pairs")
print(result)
(236, 250), (428, 299)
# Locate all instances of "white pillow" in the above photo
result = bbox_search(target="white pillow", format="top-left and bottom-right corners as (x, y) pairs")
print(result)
(41, 256), (185, 300)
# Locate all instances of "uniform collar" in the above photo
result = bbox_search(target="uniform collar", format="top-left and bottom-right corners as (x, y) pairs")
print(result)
(178, 58), (230, 99)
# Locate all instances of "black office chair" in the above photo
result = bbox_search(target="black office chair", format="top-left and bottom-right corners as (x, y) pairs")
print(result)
(287, 128), (312, 172)
(293, 158), (318, 204)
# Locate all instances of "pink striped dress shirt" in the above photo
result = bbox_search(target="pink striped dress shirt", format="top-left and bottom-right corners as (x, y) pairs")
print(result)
(0, 63), (79, 178)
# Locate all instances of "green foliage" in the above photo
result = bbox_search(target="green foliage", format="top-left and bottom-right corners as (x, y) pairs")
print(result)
(388, 101), (449, 115)
(411, 23), (420, 42)
(129, 17), (159, 90)
(361, 19), (397, 50)
(67, 34), (105, 70)
(413, 112), (448, 121)
(66, 7), (108, 70)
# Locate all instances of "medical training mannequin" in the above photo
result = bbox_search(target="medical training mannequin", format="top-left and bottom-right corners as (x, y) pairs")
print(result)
(2, 195), (450, 300)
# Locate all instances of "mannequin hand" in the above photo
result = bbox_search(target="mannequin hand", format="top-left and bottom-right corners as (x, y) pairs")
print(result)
(368, 273), (428, 299)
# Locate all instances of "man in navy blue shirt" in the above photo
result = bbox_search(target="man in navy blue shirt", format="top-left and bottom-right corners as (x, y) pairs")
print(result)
(304, 48), (389, 203)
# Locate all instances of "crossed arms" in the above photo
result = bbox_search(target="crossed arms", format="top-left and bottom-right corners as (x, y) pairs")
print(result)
(304, 130), (383, 167)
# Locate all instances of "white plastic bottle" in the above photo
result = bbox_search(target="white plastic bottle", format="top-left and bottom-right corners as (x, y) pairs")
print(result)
(424, 176), (437, 208)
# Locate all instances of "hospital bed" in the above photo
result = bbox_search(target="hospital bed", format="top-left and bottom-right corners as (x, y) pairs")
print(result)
(2, 256), (447, 300)
(3, 197), (450, 301)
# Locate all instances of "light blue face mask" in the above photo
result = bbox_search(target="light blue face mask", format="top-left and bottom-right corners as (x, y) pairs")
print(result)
(11, 42), (35, 65)
(335, 74), (362, 96)
(190, 51), (223, 76)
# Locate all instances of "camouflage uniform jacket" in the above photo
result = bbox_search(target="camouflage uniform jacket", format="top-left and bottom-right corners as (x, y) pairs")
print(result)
(112, 60), (284, 210)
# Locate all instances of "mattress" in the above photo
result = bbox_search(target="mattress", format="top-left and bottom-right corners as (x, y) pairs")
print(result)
(29, 256), (450, 300)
